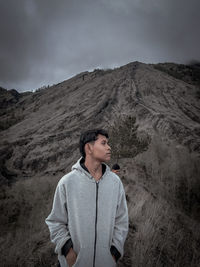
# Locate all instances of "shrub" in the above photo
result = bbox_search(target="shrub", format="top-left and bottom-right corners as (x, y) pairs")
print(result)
(108, 115), (150, 159)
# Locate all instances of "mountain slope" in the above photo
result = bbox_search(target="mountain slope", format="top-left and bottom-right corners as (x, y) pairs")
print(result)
(0, 62), (200, 266)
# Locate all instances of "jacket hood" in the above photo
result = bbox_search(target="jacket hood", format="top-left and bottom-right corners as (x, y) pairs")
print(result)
(71, 157), (111, 180)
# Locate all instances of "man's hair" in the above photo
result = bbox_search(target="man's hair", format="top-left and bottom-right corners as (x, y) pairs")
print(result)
(79, 129), (109, 158)
(111, 163), (120, 170)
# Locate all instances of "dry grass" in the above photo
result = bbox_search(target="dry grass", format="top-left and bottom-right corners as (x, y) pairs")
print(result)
(0, 175), (60, 267)
(118, 181), (200, 267)
(1, 163), (199, 266)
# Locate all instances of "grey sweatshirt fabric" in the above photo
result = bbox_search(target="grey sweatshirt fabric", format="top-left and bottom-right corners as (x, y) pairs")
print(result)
(45, 158), (129, 267)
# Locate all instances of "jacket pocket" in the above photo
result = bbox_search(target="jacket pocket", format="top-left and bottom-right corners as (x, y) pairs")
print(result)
(108, 249), (117, 266)
(72, 247), (92, 267)
(95, 246), (116, 267)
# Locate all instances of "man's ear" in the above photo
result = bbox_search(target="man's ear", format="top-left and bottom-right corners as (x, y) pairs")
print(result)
(85, 143), (93, 155)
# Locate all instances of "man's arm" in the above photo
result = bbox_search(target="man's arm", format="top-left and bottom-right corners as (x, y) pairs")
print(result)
(45, 183), (72, 255)
(111, 183), (129, 260)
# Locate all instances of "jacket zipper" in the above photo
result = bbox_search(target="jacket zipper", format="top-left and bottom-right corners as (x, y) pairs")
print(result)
(93, 181), (99, 267)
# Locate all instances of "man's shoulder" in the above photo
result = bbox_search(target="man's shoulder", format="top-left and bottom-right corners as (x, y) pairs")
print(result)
(58, 169), (78, 186)
(106, 170), (122, 184)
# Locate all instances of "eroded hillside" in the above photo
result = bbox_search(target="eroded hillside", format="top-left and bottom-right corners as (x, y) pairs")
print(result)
(0, 62), (200, 266)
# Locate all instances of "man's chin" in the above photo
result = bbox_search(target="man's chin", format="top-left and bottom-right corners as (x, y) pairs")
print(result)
(95, 155), (111, 162)
(104, 155), (111, 162)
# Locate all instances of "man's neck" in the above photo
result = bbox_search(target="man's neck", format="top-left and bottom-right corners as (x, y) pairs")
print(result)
(84, 157), (102, 181)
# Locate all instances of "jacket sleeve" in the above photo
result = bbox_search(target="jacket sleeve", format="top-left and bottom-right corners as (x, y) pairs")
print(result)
(45, 182), (72, 255)
(111, 182), (129, 259)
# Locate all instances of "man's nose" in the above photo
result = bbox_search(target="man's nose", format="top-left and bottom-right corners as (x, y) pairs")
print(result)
(107, 144), (111, 150)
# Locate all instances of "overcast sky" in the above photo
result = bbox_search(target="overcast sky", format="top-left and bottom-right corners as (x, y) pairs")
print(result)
(0, 0), (200, 92)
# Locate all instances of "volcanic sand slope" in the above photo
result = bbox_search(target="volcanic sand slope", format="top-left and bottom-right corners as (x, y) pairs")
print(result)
(0, 62), (200, 266)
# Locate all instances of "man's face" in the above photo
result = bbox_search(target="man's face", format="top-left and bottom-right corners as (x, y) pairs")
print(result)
(89, 134), (111, 162)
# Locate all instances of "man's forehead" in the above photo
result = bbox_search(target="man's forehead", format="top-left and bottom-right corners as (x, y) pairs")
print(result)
(96, 134), (108, 141)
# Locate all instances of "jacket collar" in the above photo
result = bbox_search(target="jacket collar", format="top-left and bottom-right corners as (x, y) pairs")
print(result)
(71, 157), (110, 182)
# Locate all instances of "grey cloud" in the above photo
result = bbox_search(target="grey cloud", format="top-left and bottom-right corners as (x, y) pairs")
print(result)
(0, 0), (199, 92)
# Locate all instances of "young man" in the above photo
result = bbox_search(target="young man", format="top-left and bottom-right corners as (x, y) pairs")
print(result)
(45, 129), (129, 267)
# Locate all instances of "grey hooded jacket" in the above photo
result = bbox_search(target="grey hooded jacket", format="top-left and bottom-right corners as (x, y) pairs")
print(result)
(45, 158), (129, 267)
